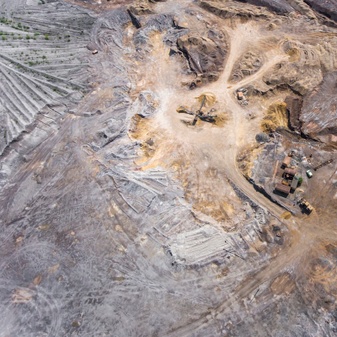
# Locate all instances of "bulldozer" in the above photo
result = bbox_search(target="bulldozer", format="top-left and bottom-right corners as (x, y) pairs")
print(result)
(298, 198), (314, 214)
(177, 92), (217, 126)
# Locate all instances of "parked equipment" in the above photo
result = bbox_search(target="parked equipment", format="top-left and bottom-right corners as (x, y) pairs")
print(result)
(313, 159), (333, 171)
(177, 93), (217, 126)
(298, 198), (314, 214)
(306, 169), (313, 178)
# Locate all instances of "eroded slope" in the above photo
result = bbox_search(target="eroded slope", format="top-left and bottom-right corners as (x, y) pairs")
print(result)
(0, 0), (337, 336)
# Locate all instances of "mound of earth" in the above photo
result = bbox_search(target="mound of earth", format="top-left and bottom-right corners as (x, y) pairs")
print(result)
(230, 50), (263, 83)
(258, 38), (335, 95)
(177, 31), (228, 86)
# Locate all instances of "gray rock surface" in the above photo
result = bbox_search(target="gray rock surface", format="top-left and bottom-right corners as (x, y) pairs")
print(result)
(1, 0), (337, 336)
(177, 31), (228, 84)
(304, 0), (337, 22)
(0, 0), (95, 155)
(236, 0), (294, 14)
(300, 71), (337, 143)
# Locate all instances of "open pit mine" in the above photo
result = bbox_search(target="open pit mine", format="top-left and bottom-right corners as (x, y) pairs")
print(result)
(1, 0), (337, 336)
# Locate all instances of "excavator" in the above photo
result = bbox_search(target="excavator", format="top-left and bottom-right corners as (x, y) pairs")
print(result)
(176, 93), (217, 126)
(313, 159), (334, 171)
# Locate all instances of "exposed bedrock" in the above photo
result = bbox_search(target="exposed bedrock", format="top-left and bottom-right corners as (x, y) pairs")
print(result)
(235, 0), (294, 14)
(284, 95), (303, 133)
(200, 0), (337, 22)
(177, 30), (228, 86)
(260, 37), (337, 96)
(235, 0), (337, 22)
(300, 71), (337, 144)
(304, 0), (337, 22)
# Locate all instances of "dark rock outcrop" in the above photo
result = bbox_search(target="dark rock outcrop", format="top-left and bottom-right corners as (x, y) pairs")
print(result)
(198, 0), (272, 19)
(285, 96), (303, 133)
(236, 0), (294, 14)
(177, 31), (228, 85)
(235, 0), (337, 22)
(300, 71), (337, 144)
(304, 0), (337, 22)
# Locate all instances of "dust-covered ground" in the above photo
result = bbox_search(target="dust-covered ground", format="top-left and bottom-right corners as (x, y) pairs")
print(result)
(0, 0), (337, 336)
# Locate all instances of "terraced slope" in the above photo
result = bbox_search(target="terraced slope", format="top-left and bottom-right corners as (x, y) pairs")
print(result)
(0, 0), (337, 336)
(0, 0), (94, 154)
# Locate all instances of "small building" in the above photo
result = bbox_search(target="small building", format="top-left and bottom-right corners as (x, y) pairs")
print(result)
(275, 183), (291, 196)
(281, 156), (292, 169)
(237, 92), (244, 100)
(283, 167), (297, 179)
(290, 176), (299, 191)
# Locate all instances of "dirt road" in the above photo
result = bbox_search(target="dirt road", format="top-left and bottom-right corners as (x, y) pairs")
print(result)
(1, 1), (337, 336)
(149, 16), (288, 219)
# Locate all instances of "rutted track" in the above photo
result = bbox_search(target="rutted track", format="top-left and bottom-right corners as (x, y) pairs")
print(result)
(0, 0), (337, 336)
(0, 0), (94, 154)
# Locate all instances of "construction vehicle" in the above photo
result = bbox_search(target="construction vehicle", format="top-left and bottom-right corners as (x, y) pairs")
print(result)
(298, 198), (314, 214)
(177, 93), (217, 126)
(313, 159), (333, 171)
(306, 169), (313, 178)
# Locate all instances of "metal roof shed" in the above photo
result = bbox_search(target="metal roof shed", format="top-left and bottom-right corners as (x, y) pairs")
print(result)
(275, 183), (291, 195)
(284, 168), (297, 176)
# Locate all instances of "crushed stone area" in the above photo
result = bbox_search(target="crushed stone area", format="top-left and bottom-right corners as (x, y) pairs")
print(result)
(0, 0), (337, 336)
